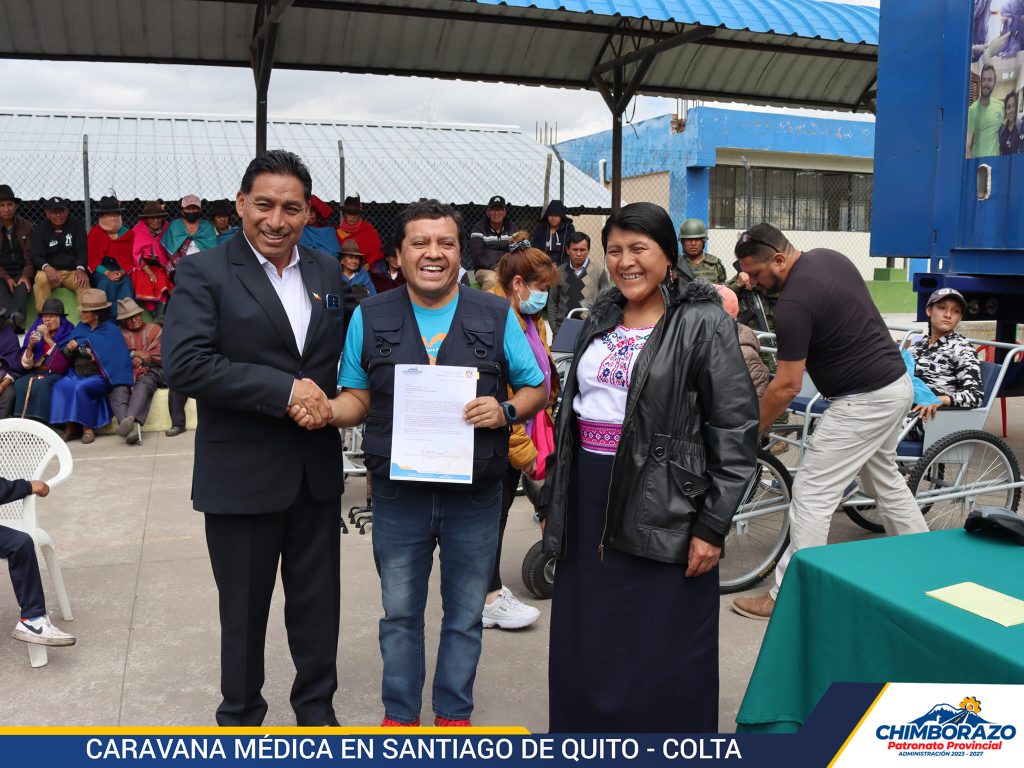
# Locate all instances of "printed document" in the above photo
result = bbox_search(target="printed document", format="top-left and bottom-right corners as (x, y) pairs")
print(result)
(390, 364), (477, 483)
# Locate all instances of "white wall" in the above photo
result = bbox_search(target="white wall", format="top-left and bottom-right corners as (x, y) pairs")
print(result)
(707, 229), (880, 281)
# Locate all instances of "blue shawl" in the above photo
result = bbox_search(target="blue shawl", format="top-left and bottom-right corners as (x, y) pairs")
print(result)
(68, 319), (134, 386)
(21, 315), (75, 366)
(300, 226), (341, 257)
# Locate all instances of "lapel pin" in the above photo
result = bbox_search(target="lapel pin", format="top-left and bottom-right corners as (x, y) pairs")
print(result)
(311, 292), (322, 301)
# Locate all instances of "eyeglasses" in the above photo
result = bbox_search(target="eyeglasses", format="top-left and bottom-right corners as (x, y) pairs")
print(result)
(736, 231), (780, 252)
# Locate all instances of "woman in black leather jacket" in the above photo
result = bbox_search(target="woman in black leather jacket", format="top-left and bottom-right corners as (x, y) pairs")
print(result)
(539, 203), (759, 733)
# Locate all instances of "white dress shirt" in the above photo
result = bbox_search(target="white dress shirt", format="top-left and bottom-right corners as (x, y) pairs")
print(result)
(245, 236), (312, 355)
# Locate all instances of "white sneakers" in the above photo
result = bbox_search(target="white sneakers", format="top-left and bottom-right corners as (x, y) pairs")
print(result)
(482, 586), (540, 629)
(11, 615), (76, 647)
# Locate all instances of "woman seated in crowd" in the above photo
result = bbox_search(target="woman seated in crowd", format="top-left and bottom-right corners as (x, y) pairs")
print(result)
(130, 201), (174, 323)
(87, 196), (135, 306)
(369, 249), (406, 294)
(0, 308), (21, 417)
(13, 298), (74, 423)
(338, 239), (376, 299)
(50, 289), (133, 444)
(908, 287), (984, 428)
(482, 232), (560, 630)
(539, 202), (759, 732)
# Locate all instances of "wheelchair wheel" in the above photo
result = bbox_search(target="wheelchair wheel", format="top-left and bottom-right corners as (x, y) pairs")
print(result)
(907, 430), (1022, 531)
(521, 540), (555, 600)
(843, 504), (885, 533)
(720, 450), (793, 594)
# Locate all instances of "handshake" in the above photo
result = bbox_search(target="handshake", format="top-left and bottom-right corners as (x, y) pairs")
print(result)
(287, 378), (335, 430)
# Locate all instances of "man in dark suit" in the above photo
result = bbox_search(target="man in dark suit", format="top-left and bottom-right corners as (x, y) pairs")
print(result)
(163, 150), (346, 726)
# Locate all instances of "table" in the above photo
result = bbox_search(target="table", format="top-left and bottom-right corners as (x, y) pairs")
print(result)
(735, 528), (1024, 733)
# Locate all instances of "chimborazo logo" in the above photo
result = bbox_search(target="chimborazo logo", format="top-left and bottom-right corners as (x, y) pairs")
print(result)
(876, 696), (1016, 754)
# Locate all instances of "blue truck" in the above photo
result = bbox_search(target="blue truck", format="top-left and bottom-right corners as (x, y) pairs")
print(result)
(872, 0), (1024, 393)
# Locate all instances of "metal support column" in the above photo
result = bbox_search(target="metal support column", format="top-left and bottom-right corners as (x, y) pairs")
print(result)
(611, 67), (623, 211)
(590, 25), (714, 212)
(82, 135), (91, 226)
(250, 0), (294, 155)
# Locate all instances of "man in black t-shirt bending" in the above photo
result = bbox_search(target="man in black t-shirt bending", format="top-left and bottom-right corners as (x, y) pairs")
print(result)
(730, 223), (928, 621)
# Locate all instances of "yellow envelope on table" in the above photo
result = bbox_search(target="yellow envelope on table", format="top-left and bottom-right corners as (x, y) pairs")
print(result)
(926, 582), (1024, 627)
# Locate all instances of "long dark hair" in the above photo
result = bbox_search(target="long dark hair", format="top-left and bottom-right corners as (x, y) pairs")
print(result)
(601, 202), (679, 268)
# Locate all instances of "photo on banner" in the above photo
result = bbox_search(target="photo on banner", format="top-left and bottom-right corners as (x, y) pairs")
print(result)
(968, 1), (1024, 157)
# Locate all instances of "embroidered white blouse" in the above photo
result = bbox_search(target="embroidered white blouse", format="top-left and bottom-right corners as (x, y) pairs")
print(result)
(573, 324), (655, 454)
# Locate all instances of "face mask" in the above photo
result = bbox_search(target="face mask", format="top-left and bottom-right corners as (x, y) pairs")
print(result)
(99, 215), (122, 234)
(517, 284), (548, 315)
(182, 210), (202, 223)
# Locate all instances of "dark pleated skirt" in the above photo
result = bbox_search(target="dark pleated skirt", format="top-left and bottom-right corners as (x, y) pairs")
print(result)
(548, 447), (720, 733)
(13, 372), (62, 423)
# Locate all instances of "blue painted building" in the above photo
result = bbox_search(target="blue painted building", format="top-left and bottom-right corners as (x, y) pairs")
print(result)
(555, 106), (887, 278)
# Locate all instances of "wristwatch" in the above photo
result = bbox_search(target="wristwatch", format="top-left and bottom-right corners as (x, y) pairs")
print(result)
(500, 401), (518, 426)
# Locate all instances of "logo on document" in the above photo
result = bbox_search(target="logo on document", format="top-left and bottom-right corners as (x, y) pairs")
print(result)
(401, 367), (422, 375)
(876, 695), (1017, 754)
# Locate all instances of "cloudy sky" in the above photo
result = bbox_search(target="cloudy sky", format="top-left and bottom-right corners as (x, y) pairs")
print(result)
(2, 0), (879, 141)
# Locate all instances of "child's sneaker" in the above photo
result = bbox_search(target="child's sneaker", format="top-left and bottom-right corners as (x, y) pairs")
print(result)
(11, 615), (76, 647)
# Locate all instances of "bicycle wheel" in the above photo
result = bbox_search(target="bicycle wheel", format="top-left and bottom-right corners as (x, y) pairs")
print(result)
(907, 430), (1021, 531)
(719, 450), (793, 594)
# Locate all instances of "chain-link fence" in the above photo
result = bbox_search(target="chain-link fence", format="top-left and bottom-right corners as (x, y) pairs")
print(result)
(1, 141), (613, 267)
(3, 136), (881, 287)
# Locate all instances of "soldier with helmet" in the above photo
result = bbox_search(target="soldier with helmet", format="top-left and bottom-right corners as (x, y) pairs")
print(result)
(678, 218), (726, 283)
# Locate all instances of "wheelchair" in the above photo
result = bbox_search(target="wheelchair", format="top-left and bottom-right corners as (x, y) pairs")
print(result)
(721, 330), (1024, 593)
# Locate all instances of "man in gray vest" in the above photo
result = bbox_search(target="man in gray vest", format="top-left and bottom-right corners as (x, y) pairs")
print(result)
(309, 199), (546, 727)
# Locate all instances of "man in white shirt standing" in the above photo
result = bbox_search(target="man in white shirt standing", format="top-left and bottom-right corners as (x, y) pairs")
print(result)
(163, 150), (347, 727)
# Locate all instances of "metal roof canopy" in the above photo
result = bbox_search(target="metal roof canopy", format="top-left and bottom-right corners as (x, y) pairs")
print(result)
(0, 0), (879, 209)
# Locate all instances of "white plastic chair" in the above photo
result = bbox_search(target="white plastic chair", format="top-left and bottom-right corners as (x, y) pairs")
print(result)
(0, 418), (74, 667)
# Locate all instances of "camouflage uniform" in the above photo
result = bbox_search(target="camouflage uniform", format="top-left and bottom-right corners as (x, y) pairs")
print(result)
(727, 276), (778, 336)
(728, 276), (788, 430)
(684, 251), (727, 284)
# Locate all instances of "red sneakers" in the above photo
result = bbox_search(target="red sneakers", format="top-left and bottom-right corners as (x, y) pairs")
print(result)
(380, 717), (420, 727)
(434, 716), (472, 727)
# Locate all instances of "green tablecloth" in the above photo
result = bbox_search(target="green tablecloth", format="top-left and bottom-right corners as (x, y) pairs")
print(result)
(736, 529), (1024, 733)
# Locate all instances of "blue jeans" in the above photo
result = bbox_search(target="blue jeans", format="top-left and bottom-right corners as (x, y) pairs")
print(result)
(370, 473), (501, 722)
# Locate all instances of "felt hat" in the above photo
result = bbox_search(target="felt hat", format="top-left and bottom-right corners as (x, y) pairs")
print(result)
(95, 195), (123, 214)
(39, 298), (67, 316)
(339, 239), (364, 260)
(116, 298), (145, 321)
(0, 184), (19, 203)
(138, 201), (166, 219)
(209, 199), (233, 217)
(342, 195), (363, 214)
(78, 288), (112, 312)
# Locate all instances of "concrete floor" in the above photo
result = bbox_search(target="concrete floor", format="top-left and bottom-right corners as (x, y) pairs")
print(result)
(0, 401), (1020, 730)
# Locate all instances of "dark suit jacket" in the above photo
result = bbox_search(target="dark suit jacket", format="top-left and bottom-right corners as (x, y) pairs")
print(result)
(163, 230), (346, 515)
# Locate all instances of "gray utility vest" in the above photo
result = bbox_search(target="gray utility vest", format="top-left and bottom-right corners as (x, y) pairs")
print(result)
(359, 285), (511, 481)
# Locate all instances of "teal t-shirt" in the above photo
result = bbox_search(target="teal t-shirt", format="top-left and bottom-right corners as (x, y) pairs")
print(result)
(968, 98), (1004, 158)
(338, 294), (544, 390)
